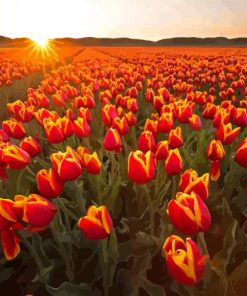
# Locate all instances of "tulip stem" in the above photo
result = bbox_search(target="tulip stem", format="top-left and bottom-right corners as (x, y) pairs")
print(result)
(171, 176), (177, 198)
(143, 184), (155, 236)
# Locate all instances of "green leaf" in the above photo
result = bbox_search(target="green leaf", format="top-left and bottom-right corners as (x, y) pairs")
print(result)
(46, 282), (100, 296)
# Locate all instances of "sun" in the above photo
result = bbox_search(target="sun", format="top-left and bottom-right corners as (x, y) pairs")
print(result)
(31, 36), (49, 48)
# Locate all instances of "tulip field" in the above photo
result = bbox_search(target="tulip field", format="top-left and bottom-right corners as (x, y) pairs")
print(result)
(0, 46), (247, 295)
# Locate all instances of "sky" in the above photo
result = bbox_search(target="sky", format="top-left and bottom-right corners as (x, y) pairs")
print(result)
(0, 0), (246, 41)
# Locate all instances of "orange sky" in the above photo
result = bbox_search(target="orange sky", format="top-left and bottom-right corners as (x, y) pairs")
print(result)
(0, 0), (246, 41)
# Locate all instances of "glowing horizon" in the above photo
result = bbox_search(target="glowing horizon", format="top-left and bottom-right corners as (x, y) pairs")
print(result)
(0, 0), (246, 42)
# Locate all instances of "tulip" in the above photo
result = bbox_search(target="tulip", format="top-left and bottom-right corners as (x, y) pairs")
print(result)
(215, 123), (240, 145)
(78, 107), (92, 123)
(0, 199), (18, 231)
(57, 116), (74, 138)
(205, 140), (225, 181)
(102, 104), (118, 126)
(158, 113), (174, 133)
(128, 150), (155, 184)
(50, 147), (82, 181)
(179, 169), (209, 201)
(177, 104), (193, 123)
(2, 118), (26, 139)
(14, 194), (57, 227)
(1, 229), (20, 260)
(2, 145), (31, 169)
(36, 168), (64, 199)
(78, 205), (113, 240)
(212, 108), (230, 128)
(165, 149), (183, 176)
(153, 95), (164, 111)
(124, 111), (137, 126)
(43, 119), (65, 144)
(188, 114), (202, 131)
(20, 136), (42, 157)
(81, 151), (102, 175)
(35, 109), (59, 125)
(202, 103), (217, 120)
(155, 140), (169, 160)
(0, 129), (9, 142)
(205, 140), (225, 162)
(103, 128), (122, 152)
(167, 192), (211, 234)
(235, 138), (247, 168)
(163, 235), (207, 285)
(73, 117), (91, 138)
(168, 127), (184, 149)
(138, 131), (156, 153)
(126, 98), (138, 113)
(74, 95), (95, 109)
(111, 116), (129, 135)
(232, 108), (247, 127)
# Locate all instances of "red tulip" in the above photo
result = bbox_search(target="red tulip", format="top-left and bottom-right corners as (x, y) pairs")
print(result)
(168, 127), (184, 149)
(36, 168), (64, 199)
(138, 131), (156, 153)
(103, 128), (122, 152)
(128, 150), (155, 184)
(235, 137), (247, 168)
(14, 194), (57, 227)
(165, 149), (183, 176)
(163, 235), (207, 285)
(78, 205), (113, 240)
(167, 192), (211, 234)
(20, 136), (42, 157)
(50, 147), (82, 181)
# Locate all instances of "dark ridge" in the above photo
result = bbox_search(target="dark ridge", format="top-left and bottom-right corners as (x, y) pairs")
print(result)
(0, 36), (246, 47)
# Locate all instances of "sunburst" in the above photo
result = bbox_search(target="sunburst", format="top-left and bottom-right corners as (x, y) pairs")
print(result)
(25, 38), (60, 62)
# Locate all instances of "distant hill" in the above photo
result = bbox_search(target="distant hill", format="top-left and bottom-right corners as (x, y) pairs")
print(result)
(0, 36), (246, 47)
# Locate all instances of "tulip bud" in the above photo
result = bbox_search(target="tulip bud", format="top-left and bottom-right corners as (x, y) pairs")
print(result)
(103, 128), (122, 152)
(163, 235), (207, 285)
(128, 150), (155, 184)
(167, 192), (211, 234)
(165, 149), (183, 176)
(36, 168), (64, 199)
(78, 205), (113, 240)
